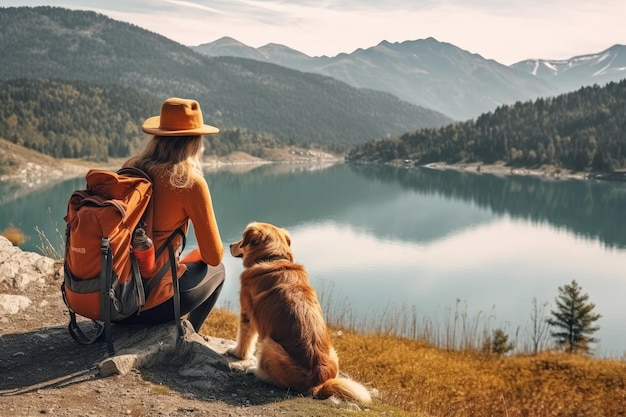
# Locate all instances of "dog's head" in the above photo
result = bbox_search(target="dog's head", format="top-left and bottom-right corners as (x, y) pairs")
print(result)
(230, 222), (294, 268)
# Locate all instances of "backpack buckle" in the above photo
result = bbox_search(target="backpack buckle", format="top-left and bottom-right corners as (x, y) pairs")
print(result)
(101, 236), (110, 253)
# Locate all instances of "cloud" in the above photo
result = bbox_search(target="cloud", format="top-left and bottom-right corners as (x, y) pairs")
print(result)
(4, 0), (625, 63)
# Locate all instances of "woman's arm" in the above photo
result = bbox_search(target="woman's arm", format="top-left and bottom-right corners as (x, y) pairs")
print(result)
(185, 177), (224, 266)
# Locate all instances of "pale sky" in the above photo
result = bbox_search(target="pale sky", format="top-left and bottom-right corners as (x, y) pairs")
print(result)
(3, 0), (625, 65)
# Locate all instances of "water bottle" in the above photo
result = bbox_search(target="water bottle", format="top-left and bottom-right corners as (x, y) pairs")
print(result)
(132, 227), (155, 275)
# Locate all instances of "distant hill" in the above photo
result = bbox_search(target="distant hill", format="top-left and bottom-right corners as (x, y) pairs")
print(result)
(511, 44), (626, 92)
(0, 78), (160, 160)
(0, 78), (303, 161)
(0, 6), (451, 152)
(195, 37), (626, 121)
(194, 37), (559, 120)
(194, 36), (324, 72)
(346, 79), (626, 174)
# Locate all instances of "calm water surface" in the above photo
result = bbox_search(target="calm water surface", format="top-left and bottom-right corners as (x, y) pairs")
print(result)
(2, 163), (625, 356)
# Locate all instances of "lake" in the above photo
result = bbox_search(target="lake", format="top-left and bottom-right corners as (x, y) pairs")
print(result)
(2, 162), (625, 356)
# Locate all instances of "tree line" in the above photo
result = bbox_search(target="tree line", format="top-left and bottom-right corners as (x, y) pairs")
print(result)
(0, 78), (296, 161)
(0, 78), (160, 161)
(347, 79), (626, 173)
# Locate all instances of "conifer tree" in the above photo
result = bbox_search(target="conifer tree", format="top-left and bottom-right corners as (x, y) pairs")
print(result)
(490, 328), (514, 355)
(547, 280), (601, 354)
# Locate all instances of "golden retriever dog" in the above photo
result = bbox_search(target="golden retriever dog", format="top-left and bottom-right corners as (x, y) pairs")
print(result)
(227, 222), (371, 403)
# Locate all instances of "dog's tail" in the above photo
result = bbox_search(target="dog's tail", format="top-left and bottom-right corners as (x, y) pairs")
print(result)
(312, 377), (372, 403)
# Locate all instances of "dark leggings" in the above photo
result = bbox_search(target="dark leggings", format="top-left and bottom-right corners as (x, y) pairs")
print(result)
(115, 262), (225, 332)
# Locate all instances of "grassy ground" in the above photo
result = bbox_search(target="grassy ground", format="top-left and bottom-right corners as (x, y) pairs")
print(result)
(203, 308), (626, 417)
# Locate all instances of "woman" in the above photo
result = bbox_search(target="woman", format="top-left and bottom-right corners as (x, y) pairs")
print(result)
(116, 97), (225, 332)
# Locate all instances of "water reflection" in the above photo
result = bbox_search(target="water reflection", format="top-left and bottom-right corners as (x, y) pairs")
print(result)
(349, 164), (626, 249)
(206, 163), (496, 245)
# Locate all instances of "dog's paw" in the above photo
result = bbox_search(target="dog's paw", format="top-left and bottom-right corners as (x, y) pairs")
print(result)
(226, 346), (240, 358)
(226, 353), (258, 373)
(226, 346), (247, 359)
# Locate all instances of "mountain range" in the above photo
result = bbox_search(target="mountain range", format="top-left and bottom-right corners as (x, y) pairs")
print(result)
(194, 37), (626, 120)
(0, 6), (450, 151)
(511, 45), (626, 92)
(1, 5), (625, 154)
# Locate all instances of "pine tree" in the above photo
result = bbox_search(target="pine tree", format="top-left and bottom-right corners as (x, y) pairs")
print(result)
(490, 328), (514, 355)
(547, 280), (602, 354)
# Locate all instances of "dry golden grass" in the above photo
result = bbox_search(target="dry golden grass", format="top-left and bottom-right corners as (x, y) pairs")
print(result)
(1, 223), (28, 246)
(202, 306), (240, 339)
(203, 308), (626, 417)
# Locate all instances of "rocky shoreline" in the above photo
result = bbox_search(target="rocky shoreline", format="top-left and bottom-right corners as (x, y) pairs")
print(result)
(418, 160), (586, 180)
(0, 140), (341, 193)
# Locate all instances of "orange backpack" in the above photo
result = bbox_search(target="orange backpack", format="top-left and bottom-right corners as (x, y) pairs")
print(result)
(62, 167), (184, 355)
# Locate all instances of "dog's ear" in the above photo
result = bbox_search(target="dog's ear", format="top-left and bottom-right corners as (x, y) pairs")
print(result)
(283, 229), (291, 247)
(241, 227), (262, 248)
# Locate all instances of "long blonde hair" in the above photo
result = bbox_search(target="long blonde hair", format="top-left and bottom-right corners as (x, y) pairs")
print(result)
(128, 135), (204, 188)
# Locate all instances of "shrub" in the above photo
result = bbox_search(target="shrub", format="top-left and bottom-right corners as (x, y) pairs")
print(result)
(1, 223), (28, 246)
(491, 328), (514, 355)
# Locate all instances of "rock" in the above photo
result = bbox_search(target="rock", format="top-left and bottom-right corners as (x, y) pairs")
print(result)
(99, 319), (255, 383)
(0, 236), (56, 315)
(98, 321), (183, 376)
(0, 236), (57, 289)
(0, 294), (32, 315)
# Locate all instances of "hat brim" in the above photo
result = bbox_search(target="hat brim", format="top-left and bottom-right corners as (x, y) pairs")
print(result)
(142, 116), (219, 136)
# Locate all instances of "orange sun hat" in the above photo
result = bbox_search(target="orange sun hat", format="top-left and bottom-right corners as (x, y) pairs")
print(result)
(142, 97), (219, 136)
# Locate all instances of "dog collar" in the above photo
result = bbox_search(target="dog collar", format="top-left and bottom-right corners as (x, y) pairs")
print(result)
(255, 255), (289, 264)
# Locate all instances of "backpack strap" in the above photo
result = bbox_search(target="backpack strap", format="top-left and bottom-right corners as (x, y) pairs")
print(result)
(63, 237), (113, 353)
(61, 223), (107, 348)
(168, 240), (183, 337)
(144, 228), (186, 337)
(100, 237), (115, 355)
(117, 167), (155, 239)
(147, 228), (186, 291)
(62, 283), (105, 347)
(130, 251), (145, 308)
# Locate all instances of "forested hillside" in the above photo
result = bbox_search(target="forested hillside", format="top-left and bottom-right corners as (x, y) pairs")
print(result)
(347, 80), (626, 173)
(0, 6), (451, 153)
(0, 79), (286, 160)
(0, 79), (159, 160)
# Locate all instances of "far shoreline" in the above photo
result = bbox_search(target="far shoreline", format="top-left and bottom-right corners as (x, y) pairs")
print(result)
(4, 142), (625, 197)
(0, 147), (341, 193)
(401, 160), (626, 182)
(421, 161), (588, 181)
